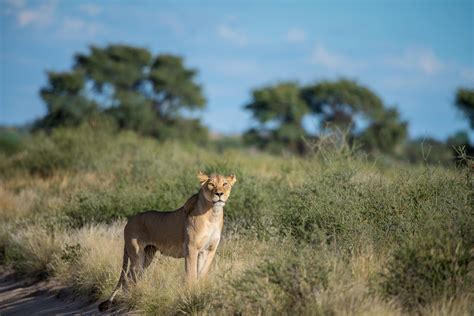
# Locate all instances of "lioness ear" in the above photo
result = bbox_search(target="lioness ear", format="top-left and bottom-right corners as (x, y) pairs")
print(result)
(227, 174), (237, 186)
(197, 171), (209, 185)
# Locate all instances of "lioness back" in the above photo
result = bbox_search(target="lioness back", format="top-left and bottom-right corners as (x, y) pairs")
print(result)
(125, 209), (187, 258)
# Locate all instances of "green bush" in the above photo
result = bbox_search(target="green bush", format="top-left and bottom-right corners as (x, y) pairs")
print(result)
(276, 164), (472, 255)
(64, 188), (152, 227)
(2, 125), (113, 176)
(229, 247), (329, 314)
(0, 128), (24, 155)
(276, 168), (368, 250)
(224, 174), (277, 232)
(379, 233), (472, 311)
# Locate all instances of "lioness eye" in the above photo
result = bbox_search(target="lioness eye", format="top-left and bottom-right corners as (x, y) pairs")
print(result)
(208, 183), (214, 189)
(223, 183), (228, 187)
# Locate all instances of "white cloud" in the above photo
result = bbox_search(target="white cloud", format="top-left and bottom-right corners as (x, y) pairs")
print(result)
(2, 0), (57, 27)
(217, 24), (248, 46)
(309, 44), (452, 80)
(384, 48), (443, 76)
(78, 3), (102, 16)
(310, 43), (365, 72)
(56, 17), (103, 39)
(284, 28), (306, 43)
(2, 0), (104, 39)
(16, 0), (57, 27)
(4, 0), (25, 9)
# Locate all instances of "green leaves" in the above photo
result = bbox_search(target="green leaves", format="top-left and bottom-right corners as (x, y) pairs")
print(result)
(359, 107), (408, 154)
(38, 71), (98, 129)
(244, 82), (308, 154)
(244, 79), (407, 155)
(75, 45), (152, 91)
(149, 54), (205, 116)
(455, 87), (474, 129)
(301, 79), (385, 128)
(37, 44), (207, 141)
(246, 82), (308, 124)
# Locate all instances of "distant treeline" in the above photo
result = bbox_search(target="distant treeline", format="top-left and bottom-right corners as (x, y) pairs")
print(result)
(1, 44), (473, 164)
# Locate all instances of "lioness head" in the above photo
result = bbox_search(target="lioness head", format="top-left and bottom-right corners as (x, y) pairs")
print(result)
(198, 171), (236, 207)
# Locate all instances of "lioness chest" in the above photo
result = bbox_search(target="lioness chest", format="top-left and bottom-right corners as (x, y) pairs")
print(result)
(187, 211), (223, 252)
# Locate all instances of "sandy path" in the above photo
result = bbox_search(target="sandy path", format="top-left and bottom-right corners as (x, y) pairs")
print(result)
(0, 272), (134, 315)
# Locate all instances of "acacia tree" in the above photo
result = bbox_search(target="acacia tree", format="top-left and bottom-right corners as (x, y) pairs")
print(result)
(446, 88), (474, 159)
(359, 107), (408, 154)
(302, 79), (406, 154)
(455, 88), (474, 129)
(301, 79), (384, 130)
(36, 71), (98, 129)
(36, 44), (207, 141)
(244, 82), (309, 153)
(149, 54), (206, 118)
(245, 79), (407, 155)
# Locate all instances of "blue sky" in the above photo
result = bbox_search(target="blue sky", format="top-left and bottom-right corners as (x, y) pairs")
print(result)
(1, 0), (473, 140)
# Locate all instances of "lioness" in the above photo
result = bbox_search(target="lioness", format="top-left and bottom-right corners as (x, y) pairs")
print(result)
(99, 172), (236, 311)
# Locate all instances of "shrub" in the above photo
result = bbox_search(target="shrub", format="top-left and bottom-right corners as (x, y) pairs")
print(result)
(229, 246), (329, 314)
(379, 233), (472, 311)
(276, 164), (472, 255)
(0, 128), (24, 155)
(224, 173), (279, 233)
(276, 168), (368, 250)
(2, 125), (113, 177)
(65, 187), (156, 227)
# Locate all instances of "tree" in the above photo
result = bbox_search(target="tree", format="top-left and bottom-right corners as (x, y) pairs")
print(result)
(36, 71), (98, 129)
(455, 88), (474, 129)
(301, 79), (384, 130)
(359, 107), (408, 154)
(244, 82), (309, 153)
(245, 79), (407, 155)
(75, 45), (152, 93)
(149, 54), (206, 118)
(37, 44), (207, 141)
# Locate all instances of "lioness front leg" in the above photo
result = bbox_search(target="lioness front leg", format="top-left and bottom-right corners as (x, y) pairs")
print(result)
(197, 250), (208, 277)
(185, 245), (199, 283)
(198, 242), (219, 278)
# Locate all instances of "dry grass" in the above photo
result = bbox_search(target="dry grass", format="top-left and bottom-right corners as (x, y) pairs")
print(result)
(5, 225), (63, 277)
(0, 184), (37, 219)
(420, 295), (473, 316)
(50, 223), (273, 314)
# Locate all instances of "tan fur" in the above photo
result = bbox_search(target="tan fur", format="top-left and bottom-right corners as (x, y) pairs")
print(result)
(99, 172), (236, 311)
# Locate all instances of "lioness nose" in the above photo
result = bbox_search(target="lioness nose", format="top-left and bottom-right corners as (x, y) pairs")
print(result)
(215, 192), (224, 197)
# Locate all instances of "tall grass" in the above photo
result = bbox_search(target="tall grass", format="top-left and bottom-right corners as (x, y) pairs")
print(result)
(0, 125), (472, 314)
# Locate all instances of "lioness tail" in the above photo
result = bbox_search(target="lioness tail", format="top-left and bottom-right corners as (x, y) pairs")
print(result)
(98, 246), (129, 312)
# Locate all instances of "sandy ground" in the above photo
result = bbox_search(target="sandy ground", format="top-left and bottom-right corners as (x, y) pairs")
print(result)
(0, 272), (136, 315)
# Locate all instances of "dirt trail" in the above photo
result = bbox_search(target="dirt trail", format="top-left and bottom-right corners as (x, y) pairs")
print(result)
(0, 272), (134, 315)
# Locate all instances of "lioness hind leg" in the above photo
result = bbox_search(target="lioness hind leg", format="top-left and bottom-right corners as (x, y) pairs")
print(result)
(127, 246), (145, 283)
(143, 245), (157, 270)
(127, 239), (145, 283)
